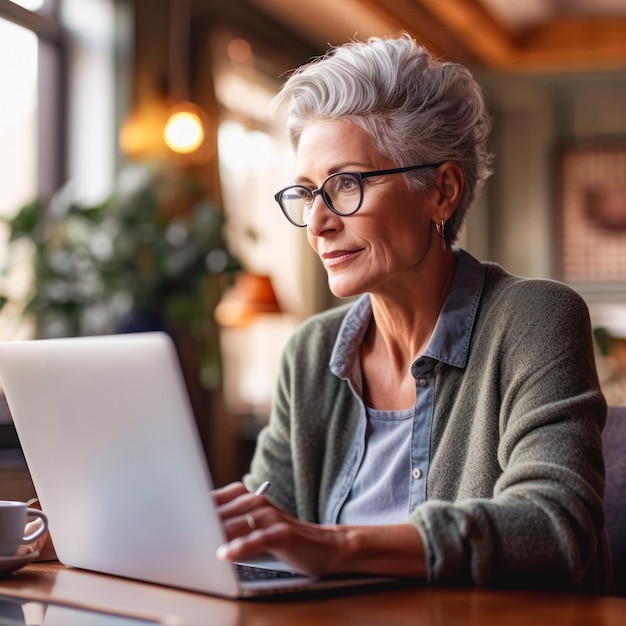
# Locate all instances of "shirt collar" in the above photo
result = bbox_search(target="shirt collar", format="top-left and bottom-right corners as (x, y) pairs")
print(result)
(330, 247), (485, 378)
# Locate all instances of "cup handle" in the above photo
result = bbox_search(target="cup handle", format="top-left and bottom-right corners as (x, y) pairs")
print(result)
(22, 508), (49, 544)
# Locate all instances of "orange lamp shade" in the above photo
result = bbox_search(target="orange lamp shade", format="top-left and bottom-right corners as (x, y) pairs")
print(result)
(215, 273), (282, 328)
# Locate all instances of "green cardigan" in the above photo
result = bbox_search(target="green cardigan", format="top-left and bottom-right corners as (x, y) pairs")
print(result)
(244, 260), (609, 592)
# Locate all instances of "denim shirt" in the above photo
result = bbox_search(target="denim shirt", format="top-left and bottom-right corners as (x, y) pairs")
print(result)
(323, 248), (485, 525)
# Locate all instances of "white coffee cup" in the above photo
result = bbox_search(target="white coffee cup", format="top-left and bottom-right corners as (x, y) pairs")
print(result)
(0, 500), (48, 557)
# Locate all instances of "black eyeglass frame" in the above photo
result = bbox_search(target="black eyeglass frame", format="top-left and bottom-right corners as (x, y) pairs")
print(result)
(274, 162), (443, 227)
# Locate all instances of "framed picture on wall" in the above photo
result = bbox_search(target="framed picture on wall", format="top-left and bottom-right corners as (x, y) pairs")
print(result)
(558, 141), (626, 284)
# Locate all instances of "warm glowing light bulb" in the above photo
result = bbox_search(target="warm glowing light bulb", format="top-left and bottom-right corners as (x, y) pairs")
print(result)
(163, 109), (205, 154)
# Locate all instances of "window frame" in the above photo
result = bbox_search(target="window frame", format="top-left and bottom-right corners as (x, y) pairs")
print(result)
(0, 0), (67, 195)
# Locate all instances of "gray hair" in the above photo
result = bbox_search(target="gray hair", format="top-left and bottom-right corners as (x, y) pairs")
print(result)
(271, 33), (493, 242)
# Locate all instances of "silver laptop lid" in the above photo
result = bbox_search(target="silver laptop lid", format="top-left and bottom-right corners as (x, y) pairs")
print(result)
(0, 332), (243, 597)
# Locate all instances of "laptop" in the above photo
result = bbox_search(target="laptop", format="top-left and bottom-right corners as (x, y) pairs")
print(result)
(0, 332), (397, 598)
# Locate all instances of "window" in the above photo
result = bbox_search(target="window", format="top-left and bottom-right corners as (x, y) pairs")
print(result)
(0, 17), (39, 218)
(0, 0), (123, 340)
(0, 0), (61, 340)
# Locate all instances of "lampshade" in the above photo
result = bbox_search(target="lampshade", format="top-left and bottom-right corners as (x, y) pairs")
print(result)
(215, 273), (282, 328)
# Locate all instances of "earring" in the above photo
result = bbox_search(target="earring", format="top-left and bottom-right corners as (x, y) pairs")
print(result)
(435, 220), (447, 252)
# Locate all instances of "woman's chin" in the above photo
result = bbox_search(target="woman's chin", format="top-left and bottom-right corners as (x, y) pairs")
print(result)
(327, 277), (364, 300)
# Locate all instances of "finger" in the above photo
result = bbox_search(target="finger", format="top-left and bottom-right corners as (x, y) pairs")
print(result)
(212, 481), (248, 506)
(217, 489), (273, 521)
(217, 525), (279, 563)
(222, 512), (259, 542)
(217, 521), (307, 571)
(221, 504), (276, 541)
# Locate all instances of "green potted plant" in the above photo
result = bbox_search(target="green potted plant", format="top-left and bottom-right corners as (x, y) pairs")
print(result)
(0, 162), (241, 390)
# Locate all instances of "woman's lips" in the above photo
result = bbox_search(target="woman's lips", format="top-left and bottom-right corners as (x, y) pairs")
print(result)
(321, 249), (363, 267)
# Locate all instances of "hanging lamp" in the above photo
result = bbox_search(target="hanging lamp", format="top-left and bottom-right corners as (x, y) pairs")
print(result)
(163, 0), (206, 155)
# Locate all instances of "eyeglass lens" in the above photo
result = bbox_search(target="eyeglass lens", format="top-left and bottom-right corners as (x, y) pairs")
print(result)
(280, 172), (363, 226)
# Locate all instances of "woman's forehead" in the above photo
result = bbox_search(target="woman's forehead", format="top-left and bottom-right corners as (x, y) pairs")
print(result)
(295, 120), (389, 176)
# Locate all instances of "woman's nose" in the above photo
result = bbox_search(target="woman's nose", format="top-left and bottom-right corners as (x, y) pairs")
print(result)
(306, 194), (342, 235)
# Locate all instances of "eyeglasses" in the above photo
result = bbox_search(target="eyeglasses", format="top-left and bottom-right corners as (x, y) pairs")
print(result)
(273, 163), (443, 227)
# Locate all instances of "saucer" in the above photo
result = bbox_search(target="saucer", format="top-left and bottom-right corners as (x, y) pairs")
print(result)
(0, 551), (39, 576)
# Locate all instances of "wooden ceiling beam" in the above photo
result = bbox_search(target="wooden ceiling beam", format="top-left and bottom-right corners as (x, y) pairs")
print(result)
(416, 0), (517, 68)
(358, 0), (479, 65)
(518, 18), (626, 73)
(413, 0), (626, 72)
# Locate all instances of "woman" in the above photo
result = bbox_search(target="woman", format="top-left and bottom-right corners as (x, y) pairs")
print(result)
(214, 33), (609, 592)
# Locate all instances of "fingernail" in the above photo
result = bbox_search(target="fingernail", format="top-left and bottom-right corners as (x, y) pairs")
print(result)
(216, 544), (230, 561)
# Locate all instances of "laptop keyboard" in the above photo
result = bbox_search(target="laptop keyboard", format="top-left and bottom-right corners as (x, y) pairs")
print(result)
(235, 563), (303, 581)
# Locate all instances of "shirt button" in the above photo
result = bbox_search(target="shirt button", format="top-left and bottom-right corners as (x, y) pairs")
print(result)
(412, 468), (422, 479)
(418, 378), (428, 387)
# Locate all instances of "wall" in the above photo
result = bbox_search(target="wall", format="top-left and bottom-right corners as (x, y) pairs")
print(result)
(470, 69), (626, 285)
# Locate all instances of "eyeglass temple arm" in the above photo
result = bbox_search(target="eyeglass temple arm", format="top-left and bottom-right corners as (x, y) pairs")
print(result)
(359, 163), (443, 180)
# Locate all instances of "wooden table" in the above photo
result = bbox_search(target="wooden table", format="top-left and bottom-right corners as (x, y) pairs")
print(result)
(0, 562), (625, 625)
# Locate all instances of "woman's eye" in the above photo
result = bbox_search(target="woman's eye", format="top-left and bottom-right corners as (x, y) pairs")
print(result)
(295, 187), (314, 203)
(333, 175), (359, 192)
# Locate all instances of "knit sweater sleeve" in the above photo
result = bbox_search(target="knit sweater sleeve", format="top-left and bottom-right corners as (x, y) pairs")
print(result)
(411, 273), (608, 591)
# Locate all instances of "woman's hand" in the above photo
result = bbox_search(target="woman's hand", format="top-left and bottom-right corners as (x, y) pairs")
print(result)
(213, 482), (344, 576)
(213, 482), (427, 579)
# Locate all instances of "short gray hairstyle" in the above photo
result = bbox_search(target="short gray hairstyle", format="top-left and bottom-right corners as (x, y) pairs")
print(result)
(271, 33), (493, 242)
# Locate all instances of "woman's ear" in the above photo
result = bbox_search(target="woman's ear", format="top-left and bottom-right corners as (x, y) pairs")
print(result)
(431, 162), (464, 223)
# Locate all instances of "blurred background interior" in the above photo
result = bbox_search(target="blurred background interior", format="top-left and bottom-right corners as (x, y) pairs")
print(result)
(1, 0), (626, 497)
